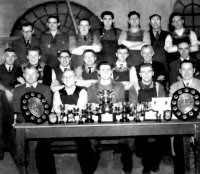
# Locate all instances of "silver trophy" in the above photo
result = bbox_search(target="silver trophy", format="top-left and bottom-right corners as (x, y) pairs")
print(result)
(97, 89), (114, 113)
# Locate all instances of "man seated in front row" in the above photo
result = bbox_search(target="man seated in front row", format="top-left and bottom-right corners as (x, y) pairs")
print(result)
(169, 60), (200, 174)
(12, 65), (55, 174)
(79, 61), (135, 174)
(129, 63), (168, 174)
(53, 69), (88, 113)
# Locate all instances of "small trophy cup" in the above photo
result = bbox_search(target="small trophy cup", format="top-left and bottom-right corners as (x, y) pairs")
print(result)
(120, 102), (130, 122)
(85, 103), (94, 123)
(59, 104), (65, 124)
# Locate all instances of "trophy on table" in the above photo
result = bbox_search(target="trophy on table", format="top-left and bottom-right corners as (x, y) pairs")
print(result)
(85, 103), (94, 123)
(120, 102), (130, 122)
(97, 89), (115, 122)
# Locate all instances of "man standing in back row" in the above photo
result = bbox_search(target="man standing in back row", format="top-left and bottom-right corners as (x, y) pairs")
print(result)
(40, 15), (68, 68)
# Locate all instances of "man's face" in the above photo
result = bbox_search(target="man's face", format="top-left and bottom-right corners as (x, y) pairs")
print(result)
(58, 52), (71, 67)
(27, 50), (41, 66)
(4, 51), (17, 65)
(116, 49), (129, 62)
(99, 65), (112, 81)
(23, 68), (39, 84)
(62, 71), (76, 88)
(102, 15), (114, 29)
(129, 15), (140, 28)
(83, 52), (96, 66)
(150, 16), (161, 30)
(47, 17), (60, 31)
(178, 42), (190, 59)
(172, 16), (184, 30)
(179, 62), (195, 80)
(21, 25), (34, 41)
(141, 47), (154, 63)
(139, 66), (154, 84)
(78, 20), (90, 36)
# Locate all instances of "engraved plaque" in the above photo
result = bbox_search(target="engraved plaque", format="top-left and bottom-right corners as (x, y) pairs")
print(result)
(21, 92), (51, 124)
(171, 87), (200, 120)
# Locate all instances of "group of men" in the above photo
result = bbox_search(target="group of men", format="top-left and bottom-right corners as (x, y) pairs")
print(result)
(0, 9), (199, 174)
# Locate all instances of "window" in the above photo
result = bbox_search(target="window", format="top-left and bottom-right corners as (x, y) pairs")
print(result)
(173, 0), (200, 38)
(10, 1), (101, 37)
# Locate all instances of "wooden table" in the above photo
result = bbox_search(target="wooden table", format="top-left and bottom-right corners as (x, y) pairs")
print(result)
(14, 120), (200, 174)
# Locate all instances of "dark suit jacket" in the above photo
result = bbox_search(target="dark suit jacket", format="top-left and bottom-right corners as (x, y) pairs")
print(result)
(12, 35), (40, 66)
(40, 30), (69, 68)
(0, 64), (19, 90)
(169, 57), (200, 85)
(149, 30), (170, 69)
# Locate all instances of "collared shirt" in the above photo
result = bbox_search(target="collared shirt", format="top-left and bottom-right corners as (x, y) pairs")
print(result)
(180, 57), (190, 62)
(59, 65), (71, 72)
(183, 79), (192, 87)
(25, 82), (38, 88)
(115, 61), (128, 69)
(5, 64), (13, 72)
(84, 64), (96, 73)
(53, 85), (88, 113)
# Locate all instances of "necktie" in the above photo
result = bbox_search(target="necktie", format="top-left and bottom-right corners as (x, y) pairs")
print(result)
(83, 36), (87, 41)
(88, 67), (92, 73)
(26, 40), (31, 48)
(155, 31), (159, 40)
(8, 66), (12, 72)
(186, 82), (189, 87)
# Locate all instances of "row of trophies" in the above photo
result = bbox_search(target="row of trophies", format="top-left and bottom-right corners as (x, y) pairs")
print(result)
(48, 89), (163, 124)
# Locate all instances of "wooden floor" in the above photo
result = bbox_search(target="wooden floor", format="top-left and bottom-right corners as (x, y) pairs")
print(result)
(0, 150), (195, 174)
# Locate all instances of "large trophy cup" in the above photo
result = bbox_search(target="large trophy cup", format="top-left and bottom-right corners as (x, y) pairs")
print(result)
(97, 89), (116, 122)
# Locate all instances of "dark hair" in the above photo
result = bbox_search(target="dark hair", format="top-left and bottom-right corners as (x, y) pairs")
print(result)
(97, 61), (113, 70)
(149, 14), (161, 21)
(21, 23), (33, 31)
(4, 48), (15, 53)
(101, 11), (114, 19)
(78, 18), (91, 25)
(26, 46), (41, 56)
(116, 44), (129, 52)
(168, 12), (184, 32)
(139, 63), (153, 71)
(47, 15), (60, 23)
(22, 63), (38, 73)
(141, 45), (154, 52)
(83, 49), (96, 56)
(128, 11), (140, 18)
(57, 50), (71, 57)
(179, 60), (195, 69)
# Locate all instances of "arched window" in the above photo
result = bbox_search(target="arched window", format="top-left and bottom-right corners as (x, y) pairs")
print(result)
(173, 0), (200, 38)
(10, 1), (101, 36)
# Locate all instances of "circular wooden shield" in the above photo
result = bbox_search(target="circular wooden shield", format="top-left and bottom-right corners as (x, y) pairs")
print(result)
(171, 87), (200, 120)
(21, 92), (51, 124)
